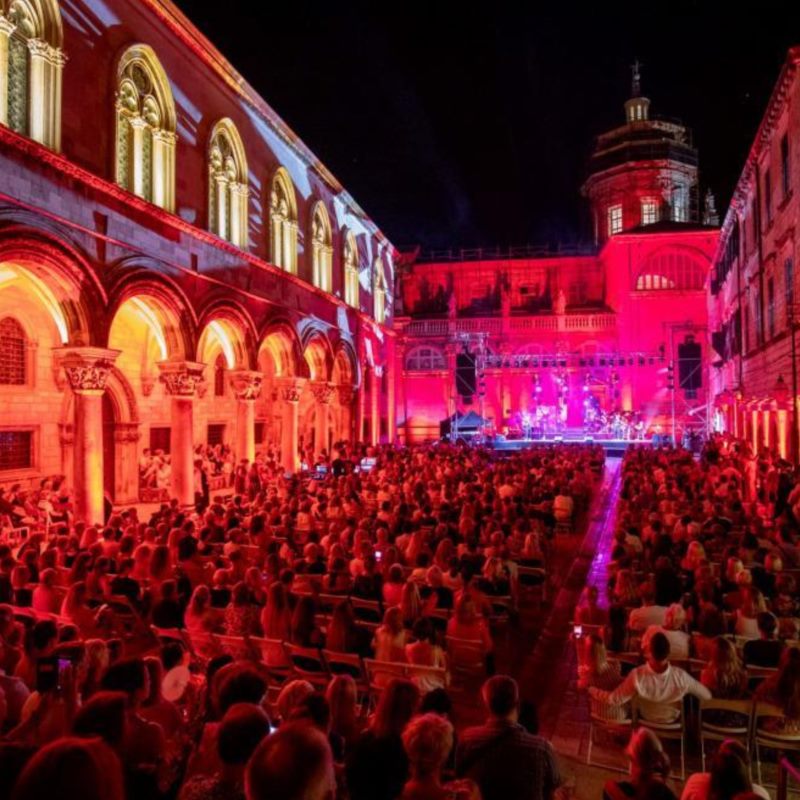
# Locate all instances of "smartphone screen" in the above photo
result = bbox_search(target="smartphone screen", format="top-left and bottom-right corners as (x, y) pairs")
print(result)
(573, 624), (583, 637)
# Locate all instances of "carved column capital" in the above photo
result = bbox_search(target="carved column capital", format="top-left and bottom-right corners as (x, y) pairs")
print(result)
(0, 15), (16, 36)
(312, 381), (335, 405)
(277, 378), (305, 404)
(157, 360), (206, 397)
(53, 347), (120, 395)
(229, 370), (263, 401)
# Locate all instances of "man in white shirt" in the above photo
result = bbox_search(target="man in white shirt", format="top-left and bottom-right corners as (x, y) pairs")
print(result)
(590, 632), (710, 723)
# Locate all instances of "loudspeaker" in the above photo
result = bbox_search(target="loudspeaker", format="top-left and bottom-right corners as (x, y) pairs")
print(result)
(678, 338), (702, 390)
(456, 351), (476, 398)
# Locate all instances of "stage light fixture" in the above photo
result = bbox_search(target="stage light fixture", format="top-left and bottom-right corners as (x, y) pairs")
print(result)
(588, 358), (594, 367)
(579, 358), (585, 367)
(638, 356), (645, 366)
(599, 358), (606, 366)
(542, 359), (549, 367)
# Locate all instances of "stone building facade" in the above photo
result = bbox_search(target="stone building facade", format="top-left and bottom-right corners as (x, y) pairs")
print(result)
(0, 0), (396, 523)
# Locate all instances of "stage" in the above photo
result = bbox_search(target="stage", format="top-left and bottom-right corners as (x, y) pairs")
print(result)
(484, 428), (653, 458)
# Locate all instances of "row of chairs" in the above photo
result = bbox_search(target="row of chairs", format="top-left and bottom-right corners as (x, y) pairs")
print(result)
(157, 626), (487, 702)
(587, 690), (799, 786)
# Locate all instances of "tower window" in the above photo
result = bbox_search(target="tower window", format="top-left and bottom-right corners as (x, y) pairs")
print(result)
(640, 198), (658, 226)
(0, 317), (27, 385)
(671, 186), (688, 223)
(608, 204), (623, 236)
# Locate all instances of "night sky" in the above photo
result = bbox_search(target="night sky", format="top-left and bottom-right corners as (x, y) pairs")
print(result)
(176, 1), (797, 252)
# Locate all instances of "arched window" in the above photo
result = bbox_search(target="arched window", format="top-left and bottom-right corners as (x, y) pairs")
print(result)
(213, 353), (226, 397)
(114, 45), (177, 211)
(269, 169), (297, 273)
(0, 316), (26, 384)
(405, 346), (445, 371)
(310, 203), (332, 292)
(343, 231), (359, 308)
(0, 0), (64, 150)
(208, 119), (249, 248)
(635, 250), (707, 292)
(373, 258), (387, 324)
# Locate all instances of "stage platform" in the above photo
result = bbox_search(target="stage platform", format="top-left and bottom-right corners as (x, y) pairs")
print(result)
(487, 431), (650, 457)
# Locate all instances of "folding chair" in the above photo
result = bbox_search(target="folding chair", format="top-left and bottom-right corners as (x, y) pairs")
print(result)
(753, 702), (800, 787)
(585, 691), (632, 770)
(699, 698), (753, 771)
(633, 697), (687, 779)
(283, 642), (330, 687)
(249, 636), (292, 682)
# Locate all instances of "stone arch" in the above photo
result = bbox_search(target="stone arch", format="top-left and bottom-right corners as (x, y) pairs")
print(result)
(268, 167), (298, 273)
(0, 228), (104, 345)
(332, 340), (360, 388)
(207, 118), (249, 246)
(196, 301), (257, 370)
(634, 245), (709, 292)
(302, 329), (333, 383)
(309, 200), (333, 291)
(105, 266), (196, 359)
(258, 318), (305, 379)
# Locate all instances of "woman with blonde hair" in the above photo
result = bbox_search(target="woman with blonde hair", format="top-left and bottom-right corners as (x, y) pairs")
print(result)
(401, 581), (423, 628)
(60, 581), (96, 635)
(260, 581), (292, 641)
(400, 712), (479, 800)
(613, 569), (639, 606)
(184, 585), (216, 634)
(326, 674), (361, 751)
(374, 606), (407, 662)
(701, 636), (747, 698)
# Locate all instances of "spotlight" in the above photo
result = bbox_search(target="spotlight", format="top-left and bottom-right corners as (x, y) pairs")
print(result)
(542, 359), (549, 368)
(638, 356), (645, 366)
(599, 358), (606, 366)
(588, 358), (594, 367)
(579, 359), (585, 367)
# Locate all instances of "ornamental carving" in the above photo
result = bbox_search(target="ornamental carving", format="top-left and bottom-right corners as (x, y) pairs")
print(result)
(312, 382), (335, 405)
(54, 347), (120, 395)
(279, 381), (303, 404)
(229, 371), (263, 401)
(63, 362), (113, 392)
(157, 362), (206, 397)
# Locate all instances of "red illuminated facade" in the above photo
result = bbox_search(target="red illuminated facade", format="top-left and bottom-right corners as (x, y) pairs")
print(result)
(0, 0), (395, 523)
(395, 75), (718, 444)
(708, 48), (800, 459)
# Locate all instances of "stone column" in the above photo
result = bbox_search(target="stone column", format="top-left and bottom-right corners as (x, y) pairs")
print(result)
(312, 382), (335, 454)
(385, 337), (397, 444)
(751, 405), (760, 454)
(151, 129), (176, 212)
(158, 360), (206, 508)
(370, 366), (381, 446)
(129, 116), (148, 199)
(356, 369), (366, 444)
(55, 347), (120, 525)
(0, 16), (15, 126)
(229, 370), (263, 464)
(338, 385), (354, 443)
(762, 403), (773, 449)
(278, 378), (304, 474)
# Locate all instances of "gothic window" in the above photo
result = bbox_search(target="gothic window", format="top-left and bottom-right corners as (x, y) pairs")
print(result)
(213, 353), (226, 397)
(269, 169), (297, 273)
(115, 45), (177, 211)
(208, 119), (249, 248)
(310, 203), (333, 292)
(1, 0), (64, 149)
(405, 346), (445, 371)
(373, 258), (387, 324)
(0, 317), (26, 384)
(343, 231), (359, 308)
(635, 250), (706, 292)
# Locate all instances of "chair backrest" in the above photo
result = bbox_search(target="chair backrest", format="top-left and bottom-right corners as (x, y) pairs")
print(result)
(404, 662), (447, 688)
(216, 634), (253, 661)
(632, 696), (685, 731)
(363, 658), (409, 689)
(249, 636), (291, 669)
(517, 566), (546, 584)
(446, 636), (485, 671)
(186, 629), (219, 661)
(350, 597), (382, 623)
(699, 698), (752, 734)
(283, 642), (329, 680)
(753, 701), (790, 733)
(322, 650), (366, 682)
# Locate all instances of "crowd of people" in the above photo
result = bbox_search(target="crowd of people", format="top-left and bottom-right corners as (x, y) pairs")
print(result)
(0, 440), (602, 800)
(577, 434), (800, 799)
